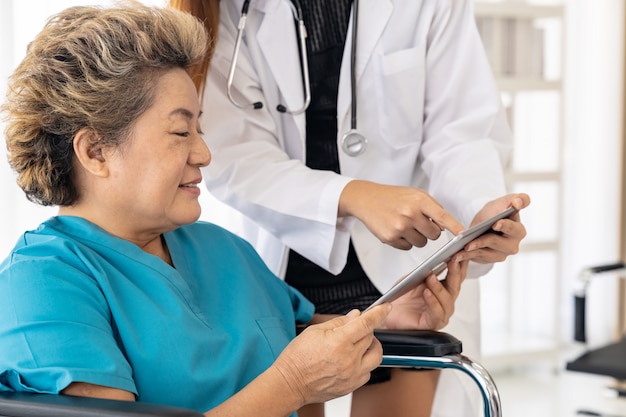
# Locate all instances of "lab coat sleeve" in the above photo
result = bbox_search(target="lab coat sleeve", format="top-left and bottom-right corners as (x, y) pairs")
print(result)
(420, 0), (513, 227)
(200, 5), (353, 275)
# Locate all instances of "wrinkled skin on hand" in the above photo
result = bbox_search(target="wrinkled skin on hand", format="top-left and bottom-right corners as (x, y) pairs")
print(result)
(273, 305), (391, 406)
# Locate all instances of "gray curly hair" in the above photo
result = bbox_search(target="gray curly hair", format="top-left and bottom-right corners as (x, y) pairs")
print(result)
(2, 1), (209, 206)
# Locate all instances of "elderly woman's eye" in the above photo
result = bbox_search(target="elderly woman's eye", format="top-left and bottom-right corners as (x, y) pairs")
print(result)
(174, 132), (190, 137)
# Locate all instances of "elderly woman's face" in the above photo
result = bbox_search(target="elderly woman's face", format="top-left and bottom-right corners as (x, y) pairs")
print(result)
(103, 68), (210, 234)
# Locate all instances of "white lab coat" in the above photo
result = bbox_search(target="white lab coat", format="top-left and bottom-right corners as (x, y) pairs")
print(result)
(201, 0), (512, 416)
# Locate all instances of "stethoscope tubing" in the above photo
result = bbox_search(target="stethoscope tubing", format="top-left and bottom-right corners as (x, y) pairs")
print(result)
(227, 0), (310, 114)
(278, 11), (311, 115)
(349, 0), (358, 131)
(227, 8), (262, 109)
(227, 0), (367, 156)
(340, 0), (367, 156)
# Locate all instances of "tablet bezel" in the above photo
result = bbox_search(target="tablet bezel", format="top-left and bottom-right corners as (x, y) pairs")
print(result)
(365, 206), (518, 311)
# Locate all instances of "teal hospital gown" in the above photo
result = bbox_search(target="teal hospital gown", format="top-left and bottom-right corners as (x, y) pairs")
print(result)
(0, 216), (314, 414)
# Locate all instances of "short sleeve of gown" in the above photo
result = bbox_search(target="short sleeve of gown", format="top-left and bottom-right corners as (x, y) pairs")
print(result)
(0, 255), (137, 395)
(285, 283), (315, 325)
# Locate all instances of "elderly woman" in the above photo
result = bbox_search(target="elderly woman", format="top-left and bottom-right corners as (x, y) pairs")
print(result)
(0, 3), (465, 416)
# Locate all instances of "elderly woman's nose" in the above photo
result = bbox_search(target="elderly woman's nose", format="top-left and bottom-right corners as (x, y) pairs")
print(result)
(191, 134), (211, 167)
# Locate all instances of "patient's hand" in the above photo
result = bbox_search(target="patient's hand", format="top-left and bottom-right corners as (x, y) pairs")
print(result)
(382, 257), (467, 331)
(273, 304), (390, 406)
(303, 256), (465, 333)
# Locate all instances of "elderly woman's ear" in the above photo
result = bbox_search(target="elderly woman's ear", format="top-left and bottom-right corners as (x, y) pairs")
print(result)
(73, 128), (109, 177)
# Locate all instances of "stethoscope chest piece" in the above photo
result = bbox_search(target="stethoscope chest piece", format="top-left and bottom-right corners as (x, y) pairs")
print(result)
(341, 130), (367, 157)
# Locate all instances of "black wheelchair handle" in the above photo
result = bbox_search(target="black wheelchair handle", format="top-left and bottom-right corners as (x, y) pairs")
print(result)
(574, 294), (586, 343)
(587, 262), (626, 274)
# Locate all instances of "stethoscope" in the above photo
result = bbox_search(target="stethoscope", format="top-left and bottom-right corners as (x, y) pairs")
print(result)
(227, 0), (367, 157)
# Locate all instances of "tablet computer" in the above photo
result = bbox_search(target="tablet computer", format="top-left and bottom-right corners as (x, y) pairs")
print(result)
(365, 206), (518, 311)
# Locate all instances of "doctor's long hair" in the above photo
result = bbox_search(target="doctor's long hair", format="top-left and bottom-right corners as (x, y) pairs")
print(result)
(169, 0), (220, 95)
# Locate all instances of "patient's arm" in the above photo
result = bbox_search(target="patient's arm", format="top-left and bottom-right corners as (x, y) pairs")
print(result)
(62, 378), (301, 417)
(60, 306), (390, 417)
(63, 382), (135, 401)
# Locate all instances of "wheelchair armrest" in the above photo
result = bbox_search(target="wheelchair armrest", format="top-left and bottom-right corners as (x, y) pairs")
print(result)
(375, 329), (462, 357)
(376, 330), (501, 417)
(0, 392), (203, 417)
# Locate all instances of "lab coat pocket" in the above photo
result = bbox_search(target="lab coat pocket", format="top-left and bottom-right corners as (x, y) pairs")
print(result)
(376, 45), (426, 148)
(256, 316), (290, 358)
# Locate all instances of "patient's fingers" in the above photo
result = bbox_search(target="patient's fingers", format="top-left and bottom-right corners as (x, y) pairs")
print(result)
(337, 304), (391, 344)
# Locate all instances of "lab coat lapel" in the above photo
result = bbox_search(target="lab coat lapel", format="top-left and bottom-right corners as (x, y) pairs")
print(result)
(338, 0), (393, 125)
(256, 0), (305, 117)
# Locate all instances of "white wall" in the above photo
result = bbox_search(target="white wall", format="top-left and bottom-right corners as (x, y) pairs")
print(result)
(560, 0), (624, 346)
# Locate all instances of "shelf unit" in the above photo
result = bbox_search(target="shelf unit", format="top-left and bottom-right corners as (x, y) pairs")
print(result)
(474, 0), (565, 369)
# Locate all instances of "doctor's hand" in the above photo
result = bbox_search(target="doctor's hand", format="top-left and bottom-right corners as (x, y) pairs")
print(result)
(338, 180), (465, 250)
(382, 257), (468, 331)
(454, 193), (530, 264)
(272, 304), (390, 407)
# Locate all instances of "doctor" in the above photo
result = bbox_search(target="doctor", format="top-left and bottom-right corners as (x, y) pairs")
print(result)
(185, 0), (530, 416)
